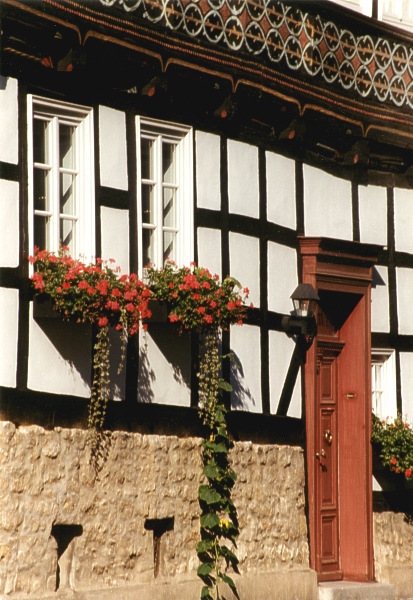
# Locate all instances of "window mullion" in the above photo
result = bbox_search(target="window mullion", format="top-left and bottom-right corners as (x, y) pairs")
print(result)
(51, 116), (60, 252)
(155, 134), (163, 268)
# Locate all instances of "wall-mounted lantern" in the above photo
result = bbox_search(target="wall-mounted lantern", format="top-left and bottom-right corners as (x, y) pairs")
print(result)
(281, 283), (319, 340)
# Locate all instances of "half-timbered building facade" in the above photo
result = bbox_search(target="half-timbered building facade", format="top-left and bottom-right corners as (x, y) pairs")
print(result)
(0, 1), (412, 598)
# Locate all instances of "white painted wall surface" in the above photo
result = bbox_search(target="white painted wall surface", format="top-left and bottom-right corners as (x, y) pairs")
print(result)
(0, 287), (19, 388)
(269, 331), (301, 417)
(303, 166), (352, 240)
(267, 242), (298, 314)
(99, 106), (128, 191)
(0, 179), (19, 268)
(394, 188), (413, 254)
(400, 352), (413, 424)
(396, 268), (413, 335)
(196, 131), (221, 211)
(230, 324), (262, 412)
(359, 185), (387, 246)
(27, 308), (91, 397)
(229, 233), (260, 308)
(227, 140), (259, 219)
(138, 327), (190, 406)
(371, 265), (390, 333)
(197, 227), (222, 278)
(100, 206), (130, 273)
(266, 152), (296, 230)
(0, 77), (18, 165)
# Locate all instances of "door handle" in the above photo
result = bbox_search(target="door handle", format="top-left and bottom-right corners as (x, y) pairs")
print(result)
(324, 429), (333, 444)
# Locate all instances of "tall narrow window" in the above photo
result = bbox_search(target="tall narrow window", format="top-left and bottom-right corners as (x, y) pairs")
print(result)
(371, 349), (397, 419)
(137, 117), (193, 275)
(28, 96), (95, 259)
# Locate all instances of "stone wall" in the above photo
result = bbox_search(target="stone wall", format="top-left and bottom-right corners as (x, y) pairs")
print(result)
(374, 511), (413, 599)
(0, 421), (314, 600)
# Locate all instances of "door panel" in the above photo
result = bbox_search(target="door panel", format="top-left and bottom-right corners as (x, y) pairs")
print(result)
(316, 346), (342, 580)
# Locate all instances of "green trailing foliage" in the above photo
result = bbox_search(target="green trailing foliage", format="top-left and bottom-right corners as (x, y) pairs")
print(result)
(197, 331), (240, 600)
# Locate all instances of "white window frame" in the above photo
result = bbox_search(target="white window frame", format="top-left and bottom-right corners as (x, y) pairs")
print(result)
(27, 95), (95, 261)
(136, 116), (193, 276)
(371, 349), (397, 420)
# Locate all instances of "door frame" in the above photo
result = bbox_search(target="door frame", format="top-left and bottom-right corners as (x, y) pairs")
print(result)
(299, 236), (382, 582)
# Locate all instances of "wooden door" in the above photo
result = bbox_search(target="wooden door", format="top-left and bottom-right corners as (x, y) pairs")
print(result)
(315, 339), (344, 581)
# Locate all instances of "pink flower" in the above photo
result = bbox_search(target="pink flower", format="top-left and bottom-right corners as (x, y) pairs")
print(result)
(405, 468), (412, 478)
(192, 294), (200, 301)
(169, 313), (179, 322)
(204, 314), (213, 324)
(227, 301), (235, 311)
(197, 306), (206, 314)
(78, 280), (89, 290)
(210, 301), (217, 309)
(126, 303), (135, 312)
(112, 288), (122, 297)
(202, 282), (211, 289)
(98, 317), (108, 327)
(87, 287), (95, 295)
(390, 457), (397, 465)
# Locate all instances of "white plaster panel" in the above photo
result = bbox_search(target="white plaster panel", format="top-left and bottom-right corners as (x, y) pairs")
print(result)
(0, 288), (19, 388)
(303, 165), (352, 240)
(138, 327), (190, 406)
(230, 324), (261, 412)
(227, 139), (259, 218)
(359, 185), (387, 246)
(99, 106), (128, 191)
(267, 242), (298, 314)
(400, 353), (413, 424)
(197, 227), (221, 278)
(394, 188), (413, 254)
(371, 266), (389, 333)
(269, 331), (301, 417)
(100, 206), (130, 273)
(266, 151), (296, 230)
(195, 131), (221, 211)
(396, 268), (413, 335)
(28, 307), (91, 397)
(229, 233), (259, 308)
(0, 179), (19, 268)
(0, 77), (18, 165)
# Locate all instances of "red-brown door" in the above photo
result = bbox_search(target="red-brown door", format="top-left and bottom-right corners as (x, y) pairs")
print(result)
(300, 236), (379, 584)
(315, 339), (344, 581)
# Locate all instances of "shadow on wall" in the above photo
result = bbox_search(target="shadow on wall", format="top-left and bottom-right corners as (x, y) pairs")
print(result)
(371, 266), (386, 289)
(137, 325), (191, 403)
(230, 351), (255, 411)
(33, 313), (92, 389)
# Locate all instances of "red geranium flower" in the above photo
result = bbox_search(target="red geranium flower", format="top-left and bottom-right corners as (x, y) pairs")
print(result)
(390, 457), (397, 465)
(169, 313), (179, 322)
(98, 317), (108, 327)
(405, 468), (412, 478)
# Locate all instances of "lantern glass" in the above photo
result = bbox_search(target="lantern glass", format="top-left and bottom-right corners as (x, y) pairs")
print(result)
(290, 284), (319, 318)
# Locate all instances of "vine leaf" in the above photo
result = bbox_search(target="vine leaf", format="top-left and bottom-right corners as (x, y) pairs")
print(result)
(198, 563), (213, 576)
(200, 513), (220, 529)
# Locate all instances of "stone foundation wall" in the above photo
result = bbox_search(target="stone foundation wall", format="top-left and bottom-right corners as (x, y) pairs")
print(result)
(374, 512), (413, 599)
(0, 421), (312, 599)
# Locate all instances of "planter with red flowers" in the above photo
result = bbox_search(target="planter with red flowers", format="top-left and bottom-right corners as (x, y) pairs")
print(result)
(372, 413), (413, 481)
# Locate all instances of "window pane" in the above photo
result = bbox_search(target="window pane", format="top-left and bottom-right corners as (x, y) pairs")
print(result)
(163, 230), (176, 263)
(163, 143), (176, 184)
(34, 168), (49, 211)
(60, 125), (75, 169)
(142, 228), (155, 267)
(142, 184), (154, 224)
(34, 214), (49, 250)
(60, 173), (75, 215)
(163, 187), (175, 228)
(33, 119), (48, 164)
(141, 138), (154, 180)
(60, 218), (75, 252)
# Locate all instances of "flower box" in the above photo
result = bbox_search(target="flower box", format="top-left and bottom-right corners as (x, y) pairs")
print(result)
(32, 295), (59, 319)
(145, 299), (168, 324)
